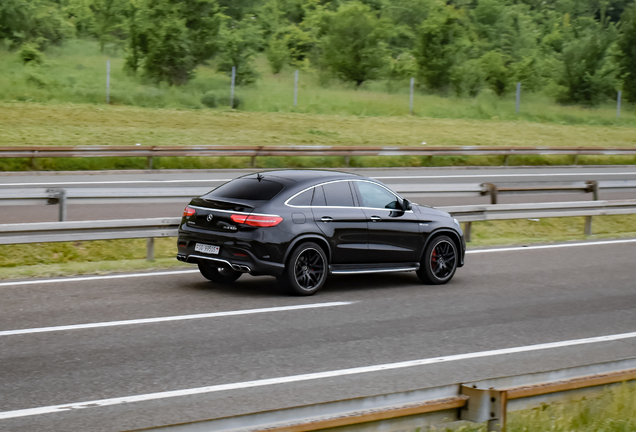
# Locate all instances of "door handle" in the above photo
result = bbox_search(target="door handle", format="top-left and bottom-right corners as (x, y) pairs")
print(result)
(320, 217), (333, 223)
(370, 216), (382, 222)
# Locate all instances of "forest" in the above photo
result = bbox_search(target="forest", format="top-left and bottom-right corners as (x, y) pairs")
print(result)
(1, 0), (635, 106)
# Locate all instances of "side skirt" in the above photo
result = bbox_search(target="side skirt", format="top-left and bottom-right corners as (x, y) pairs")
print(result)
(329, 262), (420, 275)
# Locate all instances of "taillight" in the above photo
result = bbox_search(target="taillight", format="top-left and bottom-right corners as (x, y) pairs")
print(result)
(183, 206), (195, 217)
(245, 215), (284, 227)
(231, 214), (283, 227)
(230, 214), (248, 224)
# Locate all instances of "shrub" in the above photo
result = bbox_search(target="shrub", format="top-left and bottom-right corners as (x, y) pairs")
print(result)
(25, 70), (49, 88)
(201, 91), (217, 108)
(218, 95), (243, 109)
(20, 44), (44, 65)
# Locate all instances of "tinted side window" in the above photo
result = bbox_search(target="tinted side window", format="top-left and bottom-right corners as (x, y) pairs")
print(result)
(323, 182), (354, 207)
(312, 186), (326, 206)
(288, 188), (313, 206)
(356, 182), (400, 209)
(207, 179), (284, 201)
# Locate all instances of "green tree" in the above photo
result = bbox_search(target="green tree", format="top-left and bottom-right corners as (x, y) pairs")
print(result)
(413, 2), (467, 92)
(125, 0), (223, 85)
(0, 0), (74, 49)
(91, 0), (127, 52)
(217, 19), (262, 85)
(321, 1), (390, 86)
(616, 3), (636, 102)
(266, 35), (289, 74)
(480, 50), (510, 95)
(65, 0), (96, 37)
(553, 17), (618, 105)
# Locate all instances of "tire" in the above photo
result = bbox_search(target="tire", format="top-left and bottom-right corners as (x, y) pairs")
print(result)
(417, 235), (458, 285)
(277, 242), (328, 296)
(198, 262), (242, 284)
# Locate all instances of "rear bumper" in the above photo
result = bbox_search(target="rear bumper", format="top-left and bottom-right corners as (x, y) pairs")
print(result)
(176, 233), (285, 277)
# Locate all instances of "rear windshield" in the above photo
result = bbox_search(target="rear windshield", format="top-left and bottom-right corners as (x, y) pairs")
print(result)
(207, 178), (284, 201)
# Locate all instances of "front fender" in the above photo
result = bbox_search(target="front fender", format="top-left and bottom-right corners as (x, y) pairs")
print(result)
(422, 228), (466, 267)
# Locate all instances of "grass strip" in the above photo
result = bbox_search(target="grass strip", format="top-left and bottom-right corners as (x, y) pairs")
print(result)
(3, 102), (636, 149)
(429, 382), (636, 432)
(1, 215), (634, 280)
(3, 154), (636, 172)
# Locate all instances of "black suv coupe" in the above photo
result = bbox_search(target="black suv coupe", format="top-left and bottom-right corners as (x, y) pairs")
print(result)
(177, 170), (465, 295)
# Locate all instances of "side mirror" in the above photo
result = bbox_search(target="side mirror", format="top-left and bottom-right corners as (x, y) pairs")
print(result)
(402, 199), (412, 211)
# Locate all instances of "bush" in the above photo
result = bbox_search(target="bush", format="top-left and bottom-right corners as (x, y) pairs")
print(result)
(25, 69), (49, 88)
(201, 91), (217, 108)
(218, 95), (243, 109)
(20, 44), (44, 65)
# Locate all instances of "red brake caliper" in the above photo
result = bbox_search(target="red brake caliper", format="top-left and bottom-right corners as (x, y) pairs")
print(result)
(431, 249), (437, 267)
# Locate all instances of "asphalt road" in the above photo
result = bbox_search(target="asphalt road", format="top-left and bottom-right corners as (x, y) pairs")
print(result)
(1, 239), (635, 431)
(1, 166), (635, 223)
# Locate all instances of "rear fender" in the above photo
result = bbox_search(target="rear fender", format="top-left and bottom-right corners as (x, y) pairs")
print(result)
(284, 235), (332, 265)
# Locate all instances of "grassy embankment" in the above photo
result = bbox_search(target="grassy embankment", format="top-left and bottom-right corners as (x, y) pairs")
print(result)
(1, 40), (636, 171)
(430, 383), (636, 432)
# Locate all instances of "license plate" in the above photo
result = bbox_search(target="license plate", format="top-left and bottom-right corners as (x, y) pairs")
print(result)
(194, 243), (220, 255)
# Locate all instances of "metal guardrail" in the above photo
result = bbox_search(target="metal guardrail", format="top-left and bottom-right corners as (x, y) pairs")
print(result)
(0, 218), (179, 261)
(1, 200), (635, 256)
(444, 199), (636, 240)
(2, 145), (636, 168)
(3, 180), (636, 222)
(127, 358), (636, 432)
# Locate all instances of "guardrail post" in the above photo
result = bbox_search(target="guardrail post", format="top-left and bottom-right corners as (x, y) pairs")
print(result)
(504, 155), (509, 166)
(58, 189), (67, 222)
(585, 216), (593, 236)
(146, 238), (155, 261)
(146, 156), (154, 170)
(586, 180), (599, 200)
(460, 386), (507, 432)
(464, 222), (472, 242)
(481, 183), (498, 205)
(47, 189), (68, 221)
(344, 155), (350, 167)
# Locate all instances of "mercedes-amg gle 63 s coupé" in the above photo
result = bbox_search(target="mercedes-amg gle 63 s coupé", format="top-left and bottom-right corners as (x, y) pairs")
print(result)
(177, 170), (465, 295)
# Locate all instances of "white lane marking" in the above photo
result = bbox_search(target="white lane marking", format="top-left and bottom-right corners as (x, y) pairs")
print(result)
(0, 270), (199, 288)
(374, 172), (636, 180)
(0, 179), (232, 187)
(2, 331), (635, 420)
(0, 302), (353, 337)
(2, 239), (634, 288)
(467, 238), (636, 254)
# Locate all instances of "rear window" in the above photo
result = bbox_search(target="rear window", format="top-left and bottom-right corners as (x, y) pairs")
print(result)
(207, 178), (284, 201)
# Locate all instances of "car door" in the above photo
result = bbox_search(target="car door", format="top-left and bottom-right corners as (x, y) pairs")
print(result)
(353, 180), (423, 263)
(311, 181), (369, 264)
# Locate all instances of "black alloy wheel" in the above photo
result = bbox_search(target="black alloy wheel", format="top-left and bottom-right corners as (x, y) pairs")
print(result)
(417, 235), (458, 285)
(278, 242), (327, 296)
(198, 262), (242, 284)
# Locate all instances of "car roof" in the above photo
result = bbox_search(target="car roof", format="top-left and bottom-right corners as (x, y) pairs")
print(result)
(241, 169), (363, 184)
